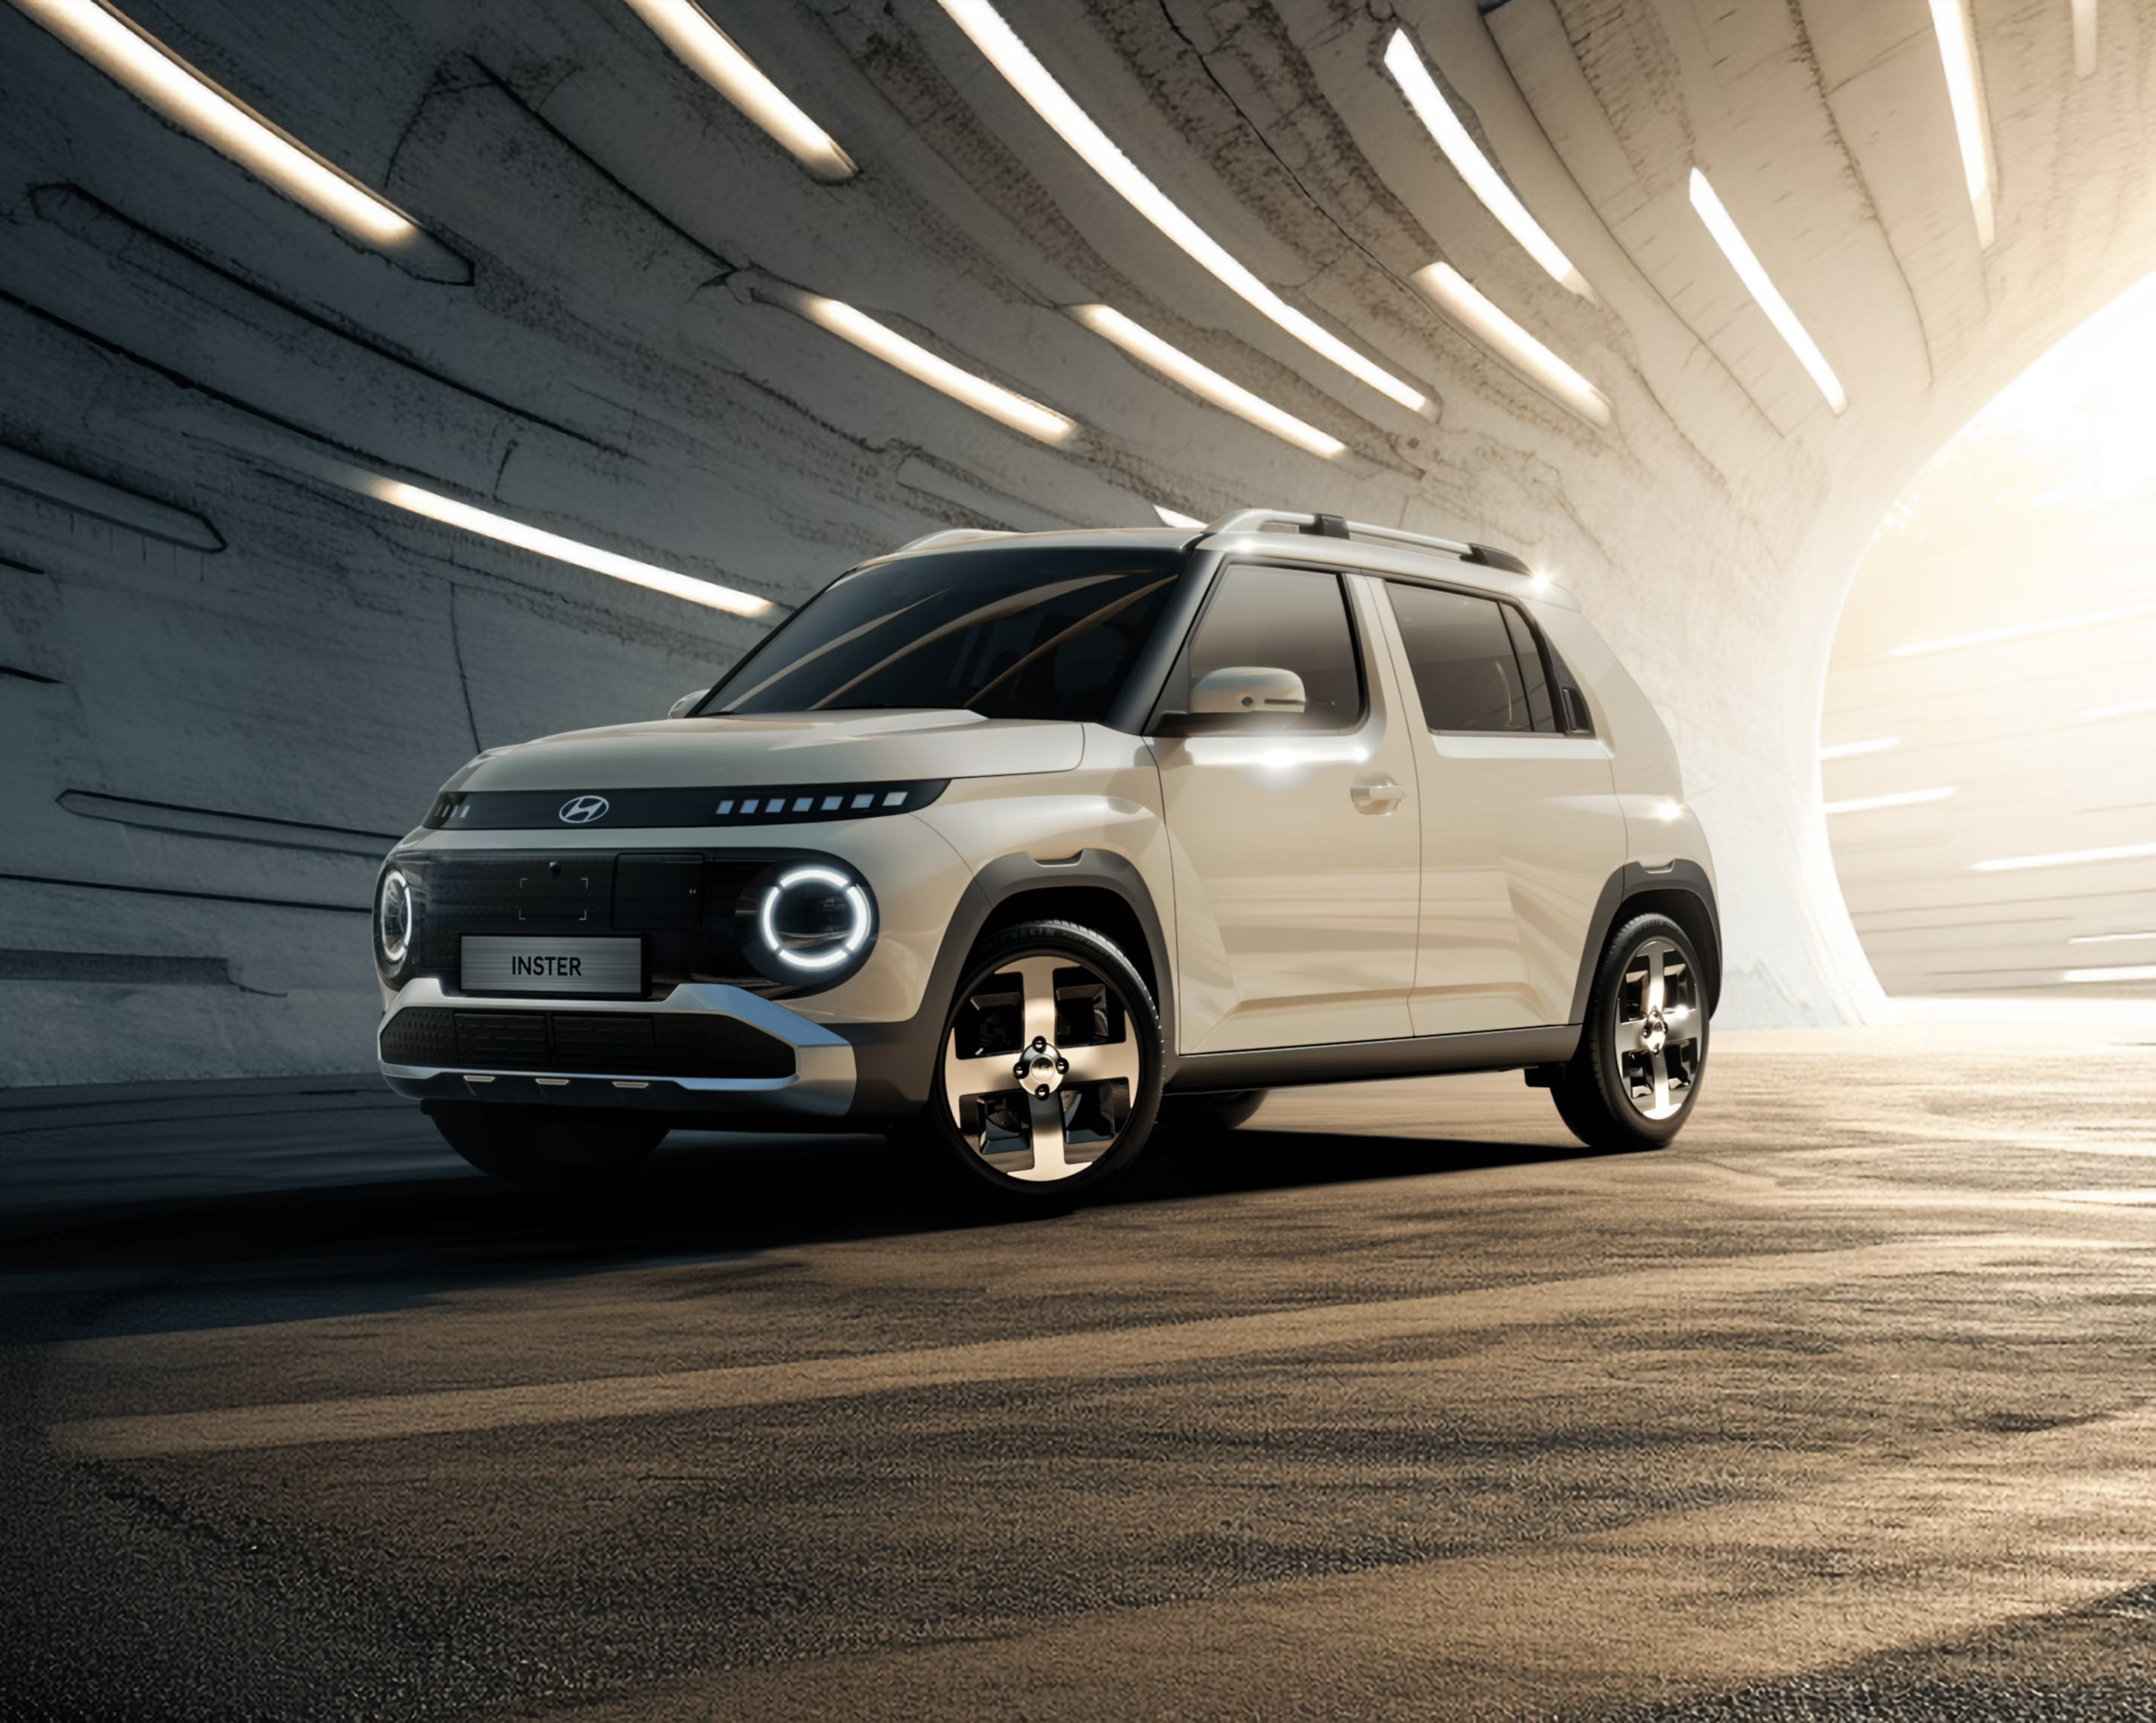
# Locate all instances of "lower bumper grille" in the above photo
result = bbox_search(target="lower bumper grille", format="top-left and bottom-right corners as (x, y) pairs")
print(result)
(380, 1007), (795, 1079)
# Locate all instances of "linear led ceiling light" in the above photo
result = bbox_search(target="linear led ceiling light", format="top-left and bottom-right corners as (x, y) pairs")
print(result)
(1890, 599), (2156, 658)
(934, 0), (1427, 415)
(1073, 305), (1345, 456)
(1381, 31), (1590, 298)
(1818, 736), (1900, 761)
(2069, 931), (2156, 946)
(1928, 0), (1997, 245)
(1973, 840), (2156, 873)
(11, 0), (445, 262)
(2081, 697), (2156, 721)
(622, 0), (856, 182)
(1822, 787), (1955, 816)
(1414, 265), (1610, 427)
(2064, 964), (2156, 985)
(1153, 503), (1205, 529)
(2073, 0), (2098, 78)
(797, 295), (1075, 445)
(355, 474), (770, 616)
(1688, 170), (1847, 413)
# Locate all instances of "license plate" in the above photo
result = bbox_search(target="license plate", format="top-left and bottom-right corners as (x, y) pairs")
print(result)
(461, 936), (643, 997)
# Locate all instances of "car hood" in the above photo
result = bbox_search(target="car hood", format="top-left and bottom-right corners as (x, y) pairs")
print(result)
(445, 709), (1085, 792)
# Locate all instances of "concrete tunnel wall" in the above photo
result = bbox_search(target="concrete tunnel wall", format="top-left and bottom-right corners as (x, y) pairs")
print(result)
(2, 0), (2153, 1084)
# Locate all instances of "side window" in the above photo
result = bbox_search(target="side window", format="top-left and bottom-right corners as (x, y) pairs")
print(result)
(1186, 566), (1363, 730)
(1388, 582), (1550, 734)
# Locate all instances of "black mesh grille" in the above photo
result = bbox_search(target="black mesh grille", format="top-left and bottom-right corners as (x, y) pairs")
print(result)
(380, 1007), (795, 1079)
(409, 852), (770, 987)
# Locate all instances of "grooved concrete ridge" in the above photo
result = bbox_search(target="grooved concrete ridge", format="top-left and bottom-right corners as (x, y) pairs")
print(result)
(6, 1007), (2156, 1718)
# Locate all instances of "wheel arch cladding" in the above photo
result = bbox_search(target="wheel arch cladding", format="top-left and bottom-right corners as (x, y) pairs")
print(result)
(1569, 862), (1723, 1023)
(836, 849), (1176, 1114)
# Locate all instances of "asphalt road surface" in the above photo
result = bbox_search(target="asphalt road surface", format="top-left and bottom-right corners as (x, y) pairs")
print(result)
(6, 1004), (2156, 1720)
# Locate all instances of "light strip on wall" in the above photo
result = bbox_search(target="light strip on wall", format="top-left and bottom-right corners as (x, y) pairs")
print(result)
(1073, 305), (1345, 456)
(1974, 840), (2156, 873)
(1153, 503), (1205, 529)
(357, 475), (771, 616)
(1413, 265), (1610, 426)
(1822, 787), (1955, 815)
(1890, 600), (2156, 658)
(933, 0), (1427, 414)
(1928, 0), (1997, 244)
(2073, 0), (2098, 77)
(1688, 170), (1847, 413)
(797, 295), (1075, 444)
(1381, 31), (1590, 298)
(2069, 931), (2156, 946)
(2064, 964), (2156, 984)
(1818, 736), (1900, 761)
(2079, 697), (2156, 722)
(622, 0), (856, 182)
(11, 0), (423, 250)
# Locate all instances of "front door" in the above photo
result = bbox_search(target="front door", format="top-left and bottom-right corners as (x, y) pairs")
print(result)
(1151, 565), (1421, 1054)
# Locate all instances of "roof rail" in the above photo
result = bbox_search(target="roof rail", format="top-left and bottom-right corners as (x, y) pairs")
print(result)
(886, 528), (1018, 556)
(1206, 508), (1470, 557)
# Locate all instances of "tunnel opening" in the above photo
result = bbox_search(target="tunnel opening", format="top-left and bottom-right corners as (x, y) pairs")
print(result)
(1820, 270), (2156, 1008)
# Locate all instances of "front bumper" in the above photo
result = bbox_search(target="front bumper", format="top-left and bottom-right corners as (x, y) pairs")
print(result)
(376, 977), (857, 1119)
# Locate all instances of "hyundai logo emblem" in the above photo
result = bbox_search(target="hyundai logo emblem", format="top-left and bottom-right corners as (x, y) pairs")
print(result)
(557, 795), (610, 824)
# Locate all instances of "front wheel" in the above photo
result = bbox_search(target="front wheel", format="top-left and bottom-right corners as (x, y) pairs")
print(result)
(424, 1102), (667, 1191)
(1549, 913), (1708, 1152)
(911, 919), (1163, 1203)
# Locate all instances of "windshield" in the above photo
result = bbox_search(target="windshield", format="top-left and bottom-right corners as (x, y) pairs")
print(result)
(703, 545), (1188, 722)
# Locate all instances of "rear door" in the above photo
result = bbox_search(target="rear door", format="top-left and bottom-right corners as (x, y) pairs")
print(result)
(1151, 564), (1421, 1053)
(1375, 580), (1624, 1032)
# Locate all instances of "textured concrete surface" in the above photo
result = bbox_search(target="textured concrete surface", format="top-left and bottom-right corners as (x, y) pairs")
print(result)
(11, 1), (2156, 1081)
(7, 1006), (2156, 1718)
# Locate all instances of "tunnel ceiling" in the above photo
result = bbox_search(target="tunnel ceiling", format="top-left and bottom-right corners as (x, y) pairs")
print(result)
(3, 0), (2153, 1080)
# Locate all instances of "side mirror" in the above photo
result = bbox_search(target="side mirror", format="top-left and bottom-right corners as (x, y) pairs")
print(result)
(668, 688), (709, 720)
(1191, 665), (1306, 716)
(1152, 666), (1309, 736)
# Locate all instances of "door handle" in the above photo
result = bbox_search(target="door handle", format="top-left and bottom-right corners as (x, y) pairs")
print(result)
(1349, 775), (1406, 814)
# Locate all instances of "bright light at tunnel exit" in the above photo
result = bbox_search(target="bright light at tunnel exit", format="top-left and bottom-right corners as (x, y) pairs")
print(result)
(1381, 31), (1592, 299)
(1688, 170), (1848, 414)
(11, 0), (423, 251)
(357, 476), (772, 617)
(622, 0), (857, 182)
(933, 0), (1429, 415)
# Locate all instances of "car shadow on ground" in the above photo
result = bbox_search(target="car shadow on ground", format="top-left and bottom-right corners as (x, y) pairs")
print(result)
(0, 1123), (1611, 1339)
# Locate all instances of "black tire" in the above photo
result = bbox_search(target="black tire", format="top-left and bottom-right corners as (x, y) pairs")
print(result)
(1157, 1089), (1268, 1138)
(424, 1102), (667, 1191)
(904, 919), (1163, 1203)
(1548, 912), (1709, 1152)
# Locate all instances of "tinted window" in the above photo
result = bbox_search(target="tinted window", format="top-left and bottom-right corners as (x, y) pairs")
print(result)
(1187, 566), (1362, 730)
(706, 547), (1184, 722)
(1501, 604), (1556, 732)
(1389, 584), (1549, 734)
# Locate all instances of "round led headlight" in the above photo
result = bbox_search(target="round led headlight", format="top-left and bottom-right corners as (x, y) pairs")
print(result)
(754, 863), (875, 983)
(376, 866), (416, 971)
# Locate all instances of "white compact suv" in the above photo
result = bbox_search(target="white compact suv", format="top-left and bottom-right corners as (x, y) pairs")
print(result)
(375, 510), (1718, 1198)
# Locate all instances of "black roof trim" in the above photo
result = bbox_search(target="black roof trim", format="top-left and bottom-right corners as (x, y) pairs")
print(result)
(1463, 542), (1532, 575)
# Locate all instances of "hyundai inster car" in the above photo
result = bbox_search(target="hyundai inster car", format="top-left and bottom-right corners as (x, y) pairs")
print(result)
(374, 509), (1719, 1199)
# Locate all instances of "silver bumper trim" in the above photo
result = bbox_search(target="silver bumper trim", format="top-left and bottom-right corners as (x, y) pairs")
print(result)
(376, 978), (857, 1117)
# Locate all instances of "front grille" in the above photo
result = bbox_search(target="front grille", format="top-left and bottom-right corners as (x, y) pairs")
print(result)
(408, 851), (773, 990)
(380, 1007), (795, 1079)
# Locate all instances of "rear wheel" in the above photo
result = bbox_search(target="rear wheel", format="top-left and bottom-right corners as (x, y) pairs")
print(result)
(913, 919), (1163, 1203)
(1549, 913), (1708, 1152)
(424, 1102), (667, 1191)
